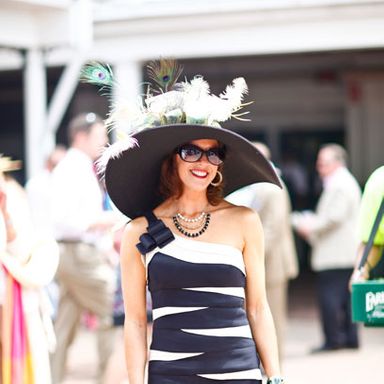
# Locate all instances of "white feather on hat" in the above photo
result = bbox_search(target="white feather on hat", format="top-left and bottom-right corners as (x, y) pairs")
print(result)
(80, 59), (251, 175)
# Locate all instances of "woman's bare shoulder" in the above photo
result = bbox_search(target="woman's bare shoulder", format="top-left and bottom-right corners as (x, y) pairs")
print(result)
(218, 201), (258, 221)
(223, 203), (263, 238)
(208, 202), (261, 251)
(122, 215), (148, 243)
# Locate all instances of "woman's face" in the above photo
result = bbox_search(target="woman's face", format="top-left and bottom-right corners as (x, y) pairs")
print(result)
(175, 139), (221, 193)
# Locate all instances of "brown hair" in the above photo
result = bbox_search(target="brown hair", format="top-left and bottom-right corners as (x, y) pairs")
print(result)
(68, 112), (103, 144)
(159, 153), (224, 206)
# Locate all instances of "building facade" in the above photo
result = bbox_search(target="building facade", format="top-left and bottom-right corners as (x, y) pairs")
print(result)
(0, 0), (384, 186)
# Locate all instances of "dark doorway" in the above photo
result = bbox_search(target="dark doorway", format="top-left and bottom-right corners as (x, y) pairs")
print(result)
(0, 69), (24, 184)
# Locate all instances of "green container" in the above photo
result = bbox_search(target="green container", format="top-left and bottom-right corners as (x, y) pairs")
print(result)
(351, 280), (384, 326)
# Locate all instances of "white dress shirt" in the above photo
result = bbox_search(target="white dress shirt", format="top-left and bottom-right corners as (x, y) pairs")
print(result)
(26, 169), (55, 236)
(51, 148), (104, 244)
(226, 184), (262, 211)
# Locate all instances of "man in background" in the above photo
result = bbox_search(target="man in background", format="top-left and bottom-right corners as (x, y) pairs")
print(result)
(292, 144), (361, 352)
(26, 145), (67, 320)
(50, 113), (118, 383)
(227, 142), (298, 359)
(26, 145), (67, 236)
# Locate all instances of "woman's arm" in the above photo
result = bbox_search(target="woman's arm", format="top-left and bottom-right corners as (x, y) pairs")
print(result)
(242, 209), (281, 378)
(350, 242), (382, 287)
(0, 187), (16, 242)
(0, 237), (59, 287)
(120, 218), (148, 384)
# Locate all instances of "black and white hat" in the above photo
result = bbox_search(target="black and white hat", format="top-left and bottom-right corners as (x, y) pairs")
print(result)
(80, 59), (281, 218)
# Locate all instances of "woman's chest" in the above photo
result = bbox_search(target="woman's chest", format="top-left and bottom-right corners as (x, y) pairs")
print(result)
(146, 239), (246, 291)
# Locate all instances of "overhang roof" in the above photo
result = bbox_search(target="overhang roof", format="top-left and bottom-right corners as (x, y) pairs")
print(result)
(2, 0), (384, 68)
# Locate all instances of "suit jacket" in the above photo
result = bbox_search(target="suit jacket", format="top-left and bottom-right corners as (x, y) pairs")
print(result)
(250, 182), (298, 286)
(308, 167), (361, 271)
(227, 180), (299, 286)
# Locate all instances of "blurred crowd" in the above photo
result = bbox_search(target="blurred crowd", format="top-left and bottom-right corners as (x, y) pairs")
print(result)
(0, 112), (382, 383)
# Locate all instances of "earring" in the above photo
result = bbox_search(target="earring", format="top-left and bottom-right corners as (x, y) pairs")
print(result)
(210, 171), (223, 187)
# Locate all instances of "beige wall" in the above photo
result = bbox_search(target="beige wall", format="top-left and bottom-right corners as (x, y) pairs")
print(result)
(346, 72), (384, 183)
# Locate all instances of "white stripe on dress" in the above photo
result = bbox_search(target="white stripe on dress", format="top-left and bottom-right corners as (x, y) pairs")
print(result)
(152, 306), (207, 321)
(146, 237), (245, 275)
(197, 368), (263, 380)
(149, 350), (203, 361)
(183, 287), (245, 298)
(182, 324), (253, 338)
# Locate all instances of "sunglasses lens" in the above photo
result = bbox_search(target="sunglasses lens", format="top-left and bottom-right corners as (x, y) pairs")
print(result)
(179, 145), (202, 162)
(178, 144), (224, 165)
(207, 150), (223, 165)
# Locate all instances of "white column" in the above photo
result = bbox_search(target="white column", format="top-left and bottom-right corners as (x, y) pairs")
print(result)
(23, 48), (47, 180)
(345, 77), (365, 183)
(47, 55), (85, 137)
(112, 60), (144, 138)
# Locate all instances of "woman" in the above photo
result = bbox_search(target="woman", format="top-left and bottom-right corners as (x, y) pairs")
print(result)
(82, 60), (284, 383)
(0, 156), (58, 384)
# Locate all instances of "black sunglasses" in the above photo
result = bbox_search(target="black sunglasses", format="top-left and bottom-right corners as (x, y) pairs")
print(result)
(177, 144), (225, 166)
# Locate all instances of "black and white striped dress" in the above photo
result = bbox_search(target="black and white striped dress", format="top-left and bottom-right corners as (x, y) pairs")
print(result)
(139, 213), (262, 384)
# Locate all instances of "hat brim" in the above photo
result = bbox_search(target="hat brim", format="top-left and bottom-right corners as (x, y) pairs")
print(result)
(105, 124), (281, 218)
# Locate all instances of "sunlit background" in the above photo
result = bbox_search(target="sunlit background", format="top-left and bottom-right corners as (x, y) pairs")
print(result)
(0, 2), (383, 382)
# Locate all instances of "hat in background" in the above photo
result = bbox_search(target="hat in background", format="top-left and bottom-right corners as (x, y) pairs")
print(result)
(0, 155), (22, 173)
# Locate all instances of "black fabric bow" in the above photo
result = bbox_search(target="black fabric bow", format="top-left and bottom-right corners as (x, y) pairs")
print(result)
(136, 218), (175, 254)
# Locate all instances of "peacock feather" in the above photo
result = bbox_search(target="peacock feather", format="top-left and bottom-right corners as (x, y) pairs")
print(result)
(80, 61), (115, 89)
(79, 58), (253, 175)
(147, 58), (183, 93)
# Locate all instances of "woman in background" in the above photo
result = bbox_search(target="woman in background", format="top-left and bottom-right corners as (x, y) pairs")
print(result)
(0, 156), (58, 384)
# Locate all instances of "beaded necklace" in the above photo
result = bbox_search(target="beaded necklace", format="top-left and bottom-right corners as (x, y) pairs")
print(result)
(172, 212), (211, 238)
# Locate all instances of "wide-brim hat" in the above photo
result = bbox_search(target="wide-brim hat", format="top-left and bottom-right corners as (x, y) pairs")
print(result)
(105, 124), (281, 219)
(0, 155), (22, 173)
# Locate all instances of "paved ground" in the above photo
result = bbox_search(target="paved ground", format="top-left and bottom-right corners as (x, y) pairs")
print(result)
(62, 275), (382, 384)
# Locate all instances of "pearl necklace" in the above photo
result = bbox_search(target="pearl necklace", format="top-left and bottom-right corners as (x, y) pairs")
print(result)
(172, 213), (211, 238)
(176, 211), (206, 223)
